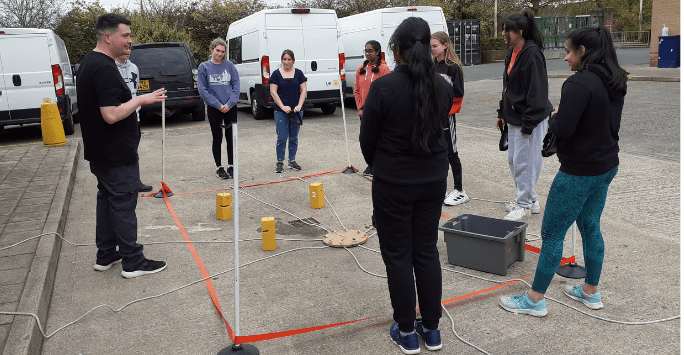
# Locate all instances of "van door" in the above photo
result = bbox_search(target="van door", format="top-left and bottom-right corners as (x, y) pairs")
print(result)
(265, 13), (306, 75)
(0, 51), (9, 121)
(0, 33), (56, 121)
(300, 13), (340, 96)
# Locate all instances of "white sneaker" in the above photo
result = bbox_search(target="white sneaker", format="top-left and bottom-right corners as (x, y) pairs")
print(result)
(444, 190), (469, 206)
(505, 201), (540, 214)
(503, 206), (531, 221)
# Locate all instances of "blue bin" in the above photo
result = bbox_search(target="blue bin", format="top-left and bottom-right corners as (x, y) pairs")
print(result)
(658, 35), (680, 68)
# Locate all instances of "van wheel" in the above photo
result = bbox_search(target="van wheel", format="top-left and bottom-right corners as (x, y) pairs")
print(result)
(321, 103), (336, 115)
(251, 93), (266, 120)
(63, 107), (75, 135)
(192, 104), (206, 121)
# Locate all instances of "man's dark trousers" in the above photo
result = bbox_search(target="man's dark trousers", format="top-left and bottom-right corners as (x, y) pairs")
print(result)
(90, 162), (144, 270)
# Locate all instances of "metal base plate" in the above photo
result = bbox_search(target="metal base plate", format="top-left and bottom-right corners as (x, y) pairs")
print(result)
(323, 229), (368, 247)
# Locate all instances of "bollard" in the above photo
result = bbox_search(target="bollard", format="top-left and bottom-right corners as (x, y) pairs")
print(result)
(309, 183), (325, 209)
(261, 217), (276, 251)
(216, 193), (232, 220)
(40, 99), (65, 147)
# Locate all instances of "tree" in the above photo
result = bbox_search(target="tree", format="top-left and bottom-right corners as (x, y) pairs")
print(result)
(54, 0), (106, 63)
(0, 0), (65, 28)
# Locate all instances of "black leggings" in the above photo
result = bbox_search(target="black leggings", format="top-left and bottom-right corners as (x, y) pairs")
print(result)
(445, 114), (463, 191)
(208, 106), (236, 167)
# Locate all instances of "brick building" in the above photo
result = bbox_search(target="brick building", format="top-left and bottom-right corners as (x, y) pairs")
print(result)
(649, 0), (680, 66)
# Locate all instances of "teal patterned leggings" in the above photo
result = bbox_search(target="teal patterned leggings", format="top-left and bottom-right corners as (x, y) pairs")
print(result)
(531, 167), (618, 294)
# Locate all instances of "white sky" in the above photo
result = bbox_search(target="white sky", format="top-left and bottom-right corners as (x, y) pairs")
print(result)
(89, 0), (289, 11)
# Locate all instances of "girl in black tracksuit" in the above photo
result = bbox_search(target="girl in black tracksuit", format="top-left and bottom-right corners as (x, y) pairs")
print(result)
(431, 31), (467, 206)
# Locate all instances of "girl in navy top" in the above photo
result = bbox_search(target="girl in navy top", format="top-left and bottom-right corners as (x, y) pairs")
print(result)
(269, 49), (307, 173)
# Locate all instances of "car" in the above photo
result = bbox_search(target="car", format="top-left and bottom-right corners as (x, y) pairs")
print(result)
(0, 28), (78, 135)
(129, 42), (205, 121)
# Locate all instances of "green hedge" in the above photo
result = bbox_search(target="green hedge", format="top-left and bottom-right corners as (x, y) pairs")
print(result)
(480, 36), (508, 51)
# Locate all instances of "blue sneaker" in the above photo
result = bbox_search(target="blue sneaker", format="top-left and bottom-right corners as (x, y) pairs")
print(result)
(499, 291), (548, 317)
(564, 284), (604, 310)
(414, 319), (442, 351)
(389, 322), (420, 354)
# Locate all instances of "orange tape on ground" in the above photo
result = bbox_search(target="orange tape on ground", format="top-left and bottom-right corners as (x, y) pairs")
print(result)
(162, 191), (235, 340)
(442, 274), (534, 305)
(235, 316), (379, 344)
(142, 167), (347, 197)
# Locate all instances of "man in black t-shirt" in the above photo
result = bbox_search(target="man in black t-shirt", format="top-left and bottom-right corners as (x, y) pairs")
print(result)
(78, 13), (168, 278)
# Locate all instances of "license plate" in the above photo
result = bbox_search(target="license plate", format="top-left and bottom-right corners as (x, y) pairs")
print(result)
(138, 80), (149, 91)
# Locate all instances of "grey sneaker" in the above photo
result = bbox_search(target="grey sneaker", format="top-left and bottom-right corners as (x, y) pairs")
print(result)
(564, 284), (604, 309)
(505, 201), (540, 214)
(275, 161), (284, 173)
(504, 205), (531, 221)
(288, 160), (301, 171)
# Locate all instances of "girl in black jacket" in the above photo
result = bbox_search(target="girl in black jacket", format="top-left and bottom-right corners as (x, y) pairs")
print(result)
(495, 12), (553, 221)
(360, 17), (452, 354)
(431, 31), (468, 207)
(499, 26), (627, 317)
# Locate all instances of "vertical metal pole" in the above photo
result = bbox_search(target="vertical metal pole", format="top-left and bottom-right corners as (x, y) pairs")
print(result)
(161, 99), (165, 183)
(494, 0), (498, 37)
(232, 120), (240, 339)
(571, 221), (577, 256)
(338, 78), (352, 170)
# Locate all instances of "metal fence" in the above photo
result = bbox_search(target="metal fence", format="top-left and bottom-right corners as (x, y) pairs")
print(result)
(611, 31), (651, 47)
(535, 15), (604, 48)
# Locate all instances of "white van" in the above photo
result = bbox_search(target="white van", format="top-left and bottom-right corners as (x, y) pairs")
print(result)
(338, 6), (448, 97)
(0, 28), (77, 135)
(227, 8), (345, 120)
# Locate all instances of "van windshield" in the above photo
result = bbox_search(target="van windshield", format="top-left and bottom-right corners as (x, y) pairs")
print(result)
(130, 47), (192, 79)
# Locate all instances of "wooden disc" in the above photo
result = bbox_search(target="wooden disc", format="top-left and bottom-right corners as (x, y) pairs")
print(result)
(322, 229), (368, 248)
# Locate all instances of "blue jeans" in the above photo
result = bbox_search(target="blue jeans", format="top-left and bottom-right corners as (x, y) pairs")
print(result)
(275, 111), (300, 162)
(531, 166), (618, 294)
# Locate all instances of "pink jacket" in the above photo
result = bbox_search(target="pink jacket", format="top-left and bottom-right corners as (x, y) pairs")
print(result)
(354, 60), (390, 109)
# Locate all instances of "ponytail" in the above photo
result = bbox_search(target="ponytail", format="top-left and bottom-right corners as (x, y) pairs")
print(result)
(566, 25), (627, 89)
(503, 11), (544, 49)
(389, 17), (442, 154)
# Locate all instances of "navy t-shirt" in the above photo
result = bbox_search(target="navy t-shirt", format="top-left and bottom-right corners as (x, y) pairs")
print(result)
(77, 51), (139, 167)
(270, 68), (307, 112)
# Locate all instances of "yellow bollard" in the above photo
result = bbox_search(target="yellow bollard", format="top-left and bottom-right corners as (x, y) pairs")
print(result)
(216, 193), (232, 220)
(261, 217), (276, 251)
(309, 183), (325, 209)
(40, 99), (65, 147)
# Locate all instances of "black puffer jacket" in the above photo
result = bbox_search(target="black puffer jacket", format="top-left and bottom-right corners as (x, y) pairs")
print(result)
(497, 40), (554, 135)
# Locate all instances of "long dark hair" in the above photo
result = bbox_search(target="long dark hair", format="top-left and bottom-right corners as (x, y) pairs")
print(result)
(389, 17), (442, 154)
(503, 11), (544, 49)
(566, 25), (628, 89)
(360, 40), (382, 75)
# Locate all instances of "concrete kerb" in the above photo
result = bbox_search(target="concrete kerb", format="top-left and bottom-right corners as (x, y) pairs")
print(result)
(3, 141), (80, 355)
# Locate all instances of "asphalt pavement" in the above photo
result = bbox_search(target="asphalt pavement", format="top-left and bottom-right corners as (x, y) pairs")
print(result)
(0, 63), (680, 355)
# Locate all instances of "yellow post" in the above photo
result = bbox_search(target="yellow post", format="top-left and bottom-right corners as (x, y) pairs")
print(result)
(216, 193), (232, 220)
(40, 99), (65, 147)
(261, 217), (276, 251)
(309, 183), (325, 209)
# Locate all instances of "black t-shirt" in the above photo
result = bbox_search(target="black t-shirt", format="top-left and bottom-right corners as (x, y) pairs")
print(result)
(77, 51), (139, 167)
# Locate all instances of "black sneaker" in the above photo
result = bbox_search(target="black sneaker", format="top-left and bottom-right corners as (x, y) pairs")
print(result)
(288, 160), (301, 171)
(139, 183), (153, 192)
(121, 259), (167, 279)
(275, 161), (284, 173)
(226, 166), (233, 179)
(363, 165), (373, 177)
(216, 167), (230, 180)
(94, 255), (122, 271)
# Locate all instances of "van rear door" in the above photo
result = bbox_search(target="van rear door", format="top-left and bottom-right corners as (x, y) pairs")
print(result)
(300, 12), (340, 97)
(265, 11), (341, 99)
(0, 33), (56, 121)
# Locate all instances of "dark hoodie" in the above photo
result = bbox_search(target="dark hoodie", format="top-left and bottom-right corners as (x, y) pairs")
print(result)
(497, 40), (554, 134)
(550, 64), (627, 176)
